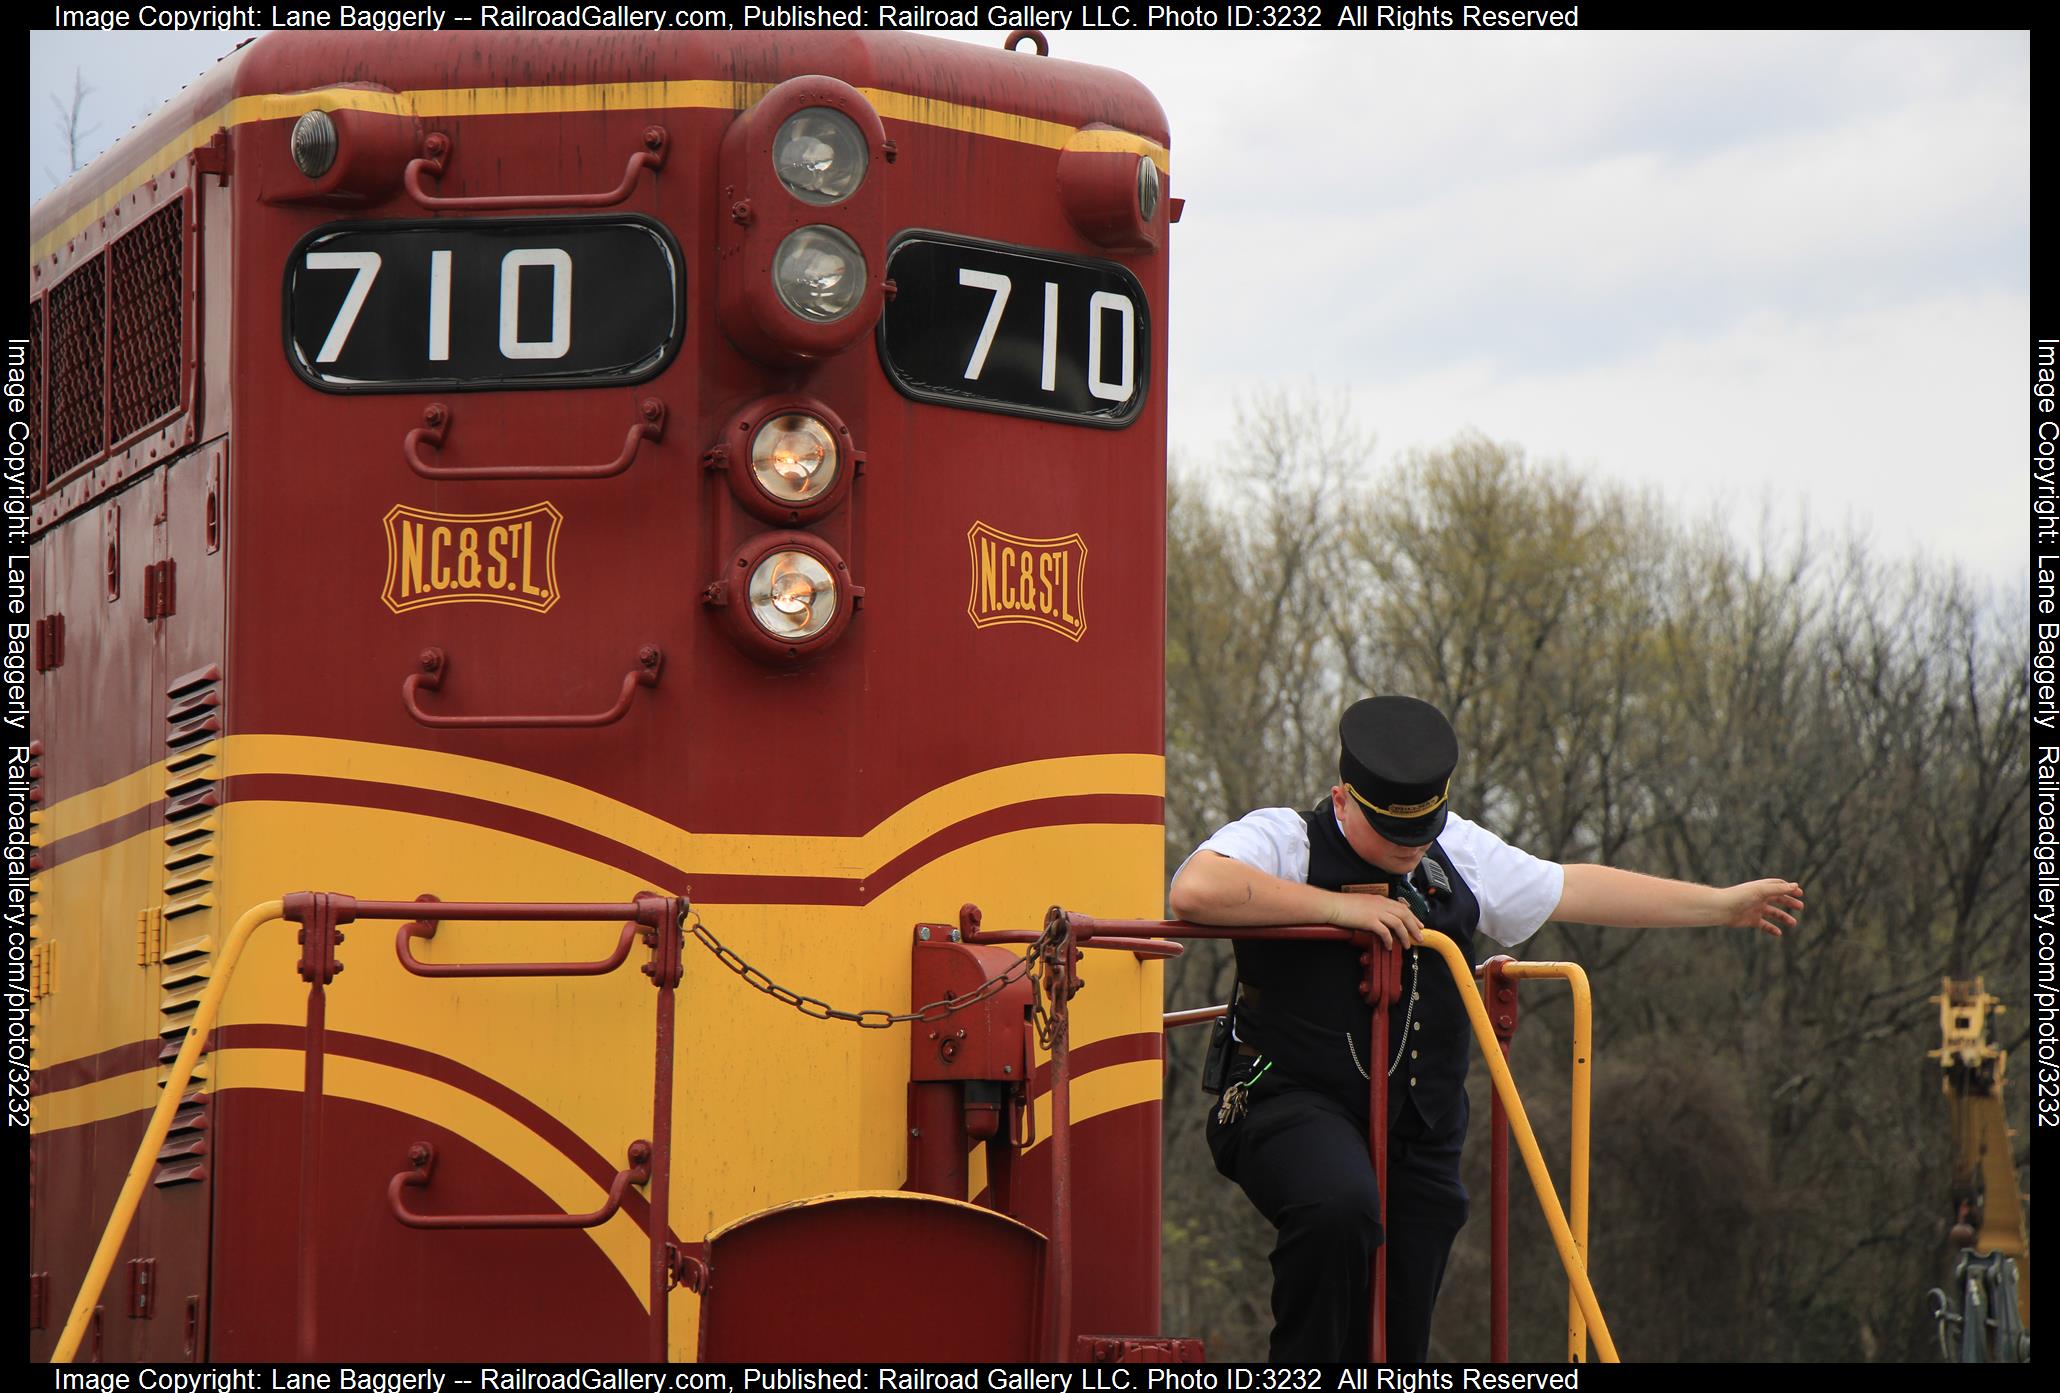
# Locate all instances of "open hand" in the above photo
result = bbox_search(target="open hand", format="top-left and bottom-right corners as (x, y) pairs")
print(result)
(1724, 879), (1804, 936)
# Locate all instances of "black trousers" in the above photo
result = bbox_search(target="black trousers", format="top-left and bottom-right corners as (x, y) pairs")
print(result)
(1207, 1067), (1469, 1363)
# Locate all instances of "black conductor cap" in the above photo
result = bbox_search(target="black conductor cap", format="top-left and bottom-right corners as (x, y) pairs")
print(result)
(1338, 695), (1458, 847)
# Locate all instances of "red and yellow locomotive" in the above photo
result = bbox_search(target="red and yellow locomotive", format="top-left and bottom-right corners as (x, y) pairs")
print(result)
(27, 29), (1177, 1362)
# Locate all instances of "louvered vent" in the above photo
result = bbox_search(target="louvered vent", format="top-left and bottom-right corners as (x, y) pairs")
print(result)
(109, 202), (183, 445)
(45, 256), (105, 483)
(158, 665), (221, 1102)
(155, 666), (221, 1186)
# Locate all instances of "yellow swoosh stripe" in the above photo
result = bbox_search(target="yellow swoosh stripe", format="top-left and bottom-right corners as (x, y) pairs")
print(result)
(40, 735), (1163, 881)
(33, 76), (1170, 264)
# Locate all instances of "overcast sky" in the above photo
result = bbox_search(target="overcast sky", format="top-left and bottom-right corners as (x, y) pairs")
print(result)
(28, 27), (2032, 593)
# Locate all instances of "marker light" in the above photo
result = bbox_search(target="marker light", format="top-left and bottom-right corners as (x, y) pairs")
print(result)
(292, 110), (339, 179)
(774, 108), (869, 205)
(750, 414), (839, 504)
(773, 227), (867, 322)
(1137, 156), (1160, 223)
(748, 550), (838, 641)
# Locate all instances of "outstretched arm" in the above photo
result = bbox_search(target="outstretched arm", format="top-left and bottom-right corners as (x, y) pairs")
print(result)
(1169, 851), (1426, 949)
(1551, 865), (1802, 936)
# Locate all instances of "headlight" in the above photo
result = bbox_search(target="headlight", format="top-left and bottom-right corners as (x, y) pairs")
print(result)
(292, 110), (339, 179)
(773, 226), (866, 322)
(748, 550), (838, 640)
(774, 108), (868, 205)
(1137, 156), (1160, 222)
(750, 414), (838, 504)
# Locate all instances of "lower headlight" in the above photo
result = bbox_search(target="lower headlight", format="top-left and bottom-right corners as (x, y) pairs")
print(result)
(773, 226), (866, 322)
(748, 550), (838, 640)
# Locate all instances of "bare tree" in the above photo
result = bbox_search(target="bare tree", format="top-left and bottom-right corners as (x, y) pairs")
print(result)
(1159, 411), (2031, 1361)
(46, 67), (100, 185)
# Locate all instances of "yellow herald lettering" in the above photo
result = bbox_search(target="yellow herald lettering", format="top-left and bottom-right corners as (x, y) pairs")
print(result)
(486, 527), (509, 591)
(430, 526), (454, 590)
(963, 523), (1086, 641)
(400, 520), (428, 598)
(382, 502), (563, 616)
(520, 520), (544, 597)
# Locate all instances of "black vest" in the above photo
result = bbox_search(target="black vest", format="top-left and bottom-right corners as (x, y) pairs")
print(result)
(1230, 803), (1481, 1131)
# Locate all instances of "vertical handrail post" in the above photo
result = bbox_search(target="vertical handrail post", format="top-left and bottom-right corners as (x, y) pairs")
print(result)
(1362, 936), (1397, 1363)
(639, 893), (686, 1363)
(1481, 956), (1521, 1363)
(290, 892), (353, 1363)
(1563, 968), (1592, 1363)
(1042, 908), (1078, 1362)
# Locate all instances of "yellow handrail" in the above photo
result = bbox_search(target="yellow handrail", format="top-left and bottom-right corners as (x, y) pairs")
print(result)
(1421, 932), (1619, 1362)
(53, 899), (288, 1363)
(1501, 960), (1594, 1363)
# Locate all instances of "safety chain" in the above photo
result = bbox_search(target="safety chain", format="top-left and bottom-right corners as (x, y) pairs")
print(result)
(684, 908), (1067, 1035)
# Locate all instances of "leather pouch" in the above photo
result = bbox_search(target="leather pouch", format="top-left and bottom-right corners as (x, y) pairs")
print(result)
(1201, 1005), (1237, 1095)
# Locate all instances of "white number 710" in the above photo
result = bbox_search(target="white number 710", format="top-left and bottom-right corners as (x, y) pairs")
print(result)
(958, 267), (1135, 403)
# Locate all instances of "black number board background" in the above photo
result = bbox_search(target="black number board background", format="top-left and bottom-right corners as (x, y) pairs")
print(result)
(877, 233), (1150, 428)
(284, 216), (682, 393)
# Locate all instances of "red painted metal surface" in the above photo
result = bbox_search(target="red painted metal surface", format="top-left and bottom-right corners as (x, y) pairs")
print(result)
(209, 1091), (650, 1361)
(31, 28), (1171, 1362)
(698, 1193), (1045, 1361)
(1481, 958), (1521, 1362)
(397, 898), (647, 977)
(405, 126), (669, 212)
(1043, 911), (1078, 1361)
(1364, 942), (1400, 1362)
(402, 645), (663, 729)
(404, 399), (667, 481)
(389, 1140), (650, 1229)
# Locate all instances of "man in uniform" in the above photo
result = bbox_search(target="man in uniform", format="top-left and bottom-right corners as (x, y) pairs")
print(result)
(1169, 695), (1803, 1362)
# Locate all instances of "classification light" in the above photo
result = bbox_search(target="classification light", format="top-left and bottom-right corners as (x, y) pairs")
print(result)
(774, 108), (869, 205)
(773, 226), (867, 323)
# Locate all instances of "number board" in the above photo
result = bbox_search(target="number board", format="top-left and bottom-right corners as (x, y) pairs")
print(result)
(877, 234), (1150, 428)
(284, 216), (682, 392)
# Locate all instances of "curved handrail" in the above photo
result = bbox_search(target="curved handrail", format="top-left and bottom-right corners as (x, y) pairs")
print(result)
(1420, 932), (1619, 1362)
(389, 1140), (651, 1230)
(54, 899), (289, 1363)
(1502, 959), (1595, 1363)
(405, 399), (666, 481)
(404, 127), (668, 211)
(397, 896), (646, 977)
(1055, 911), (1622, 1362)
(402, 645), (662, 730)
